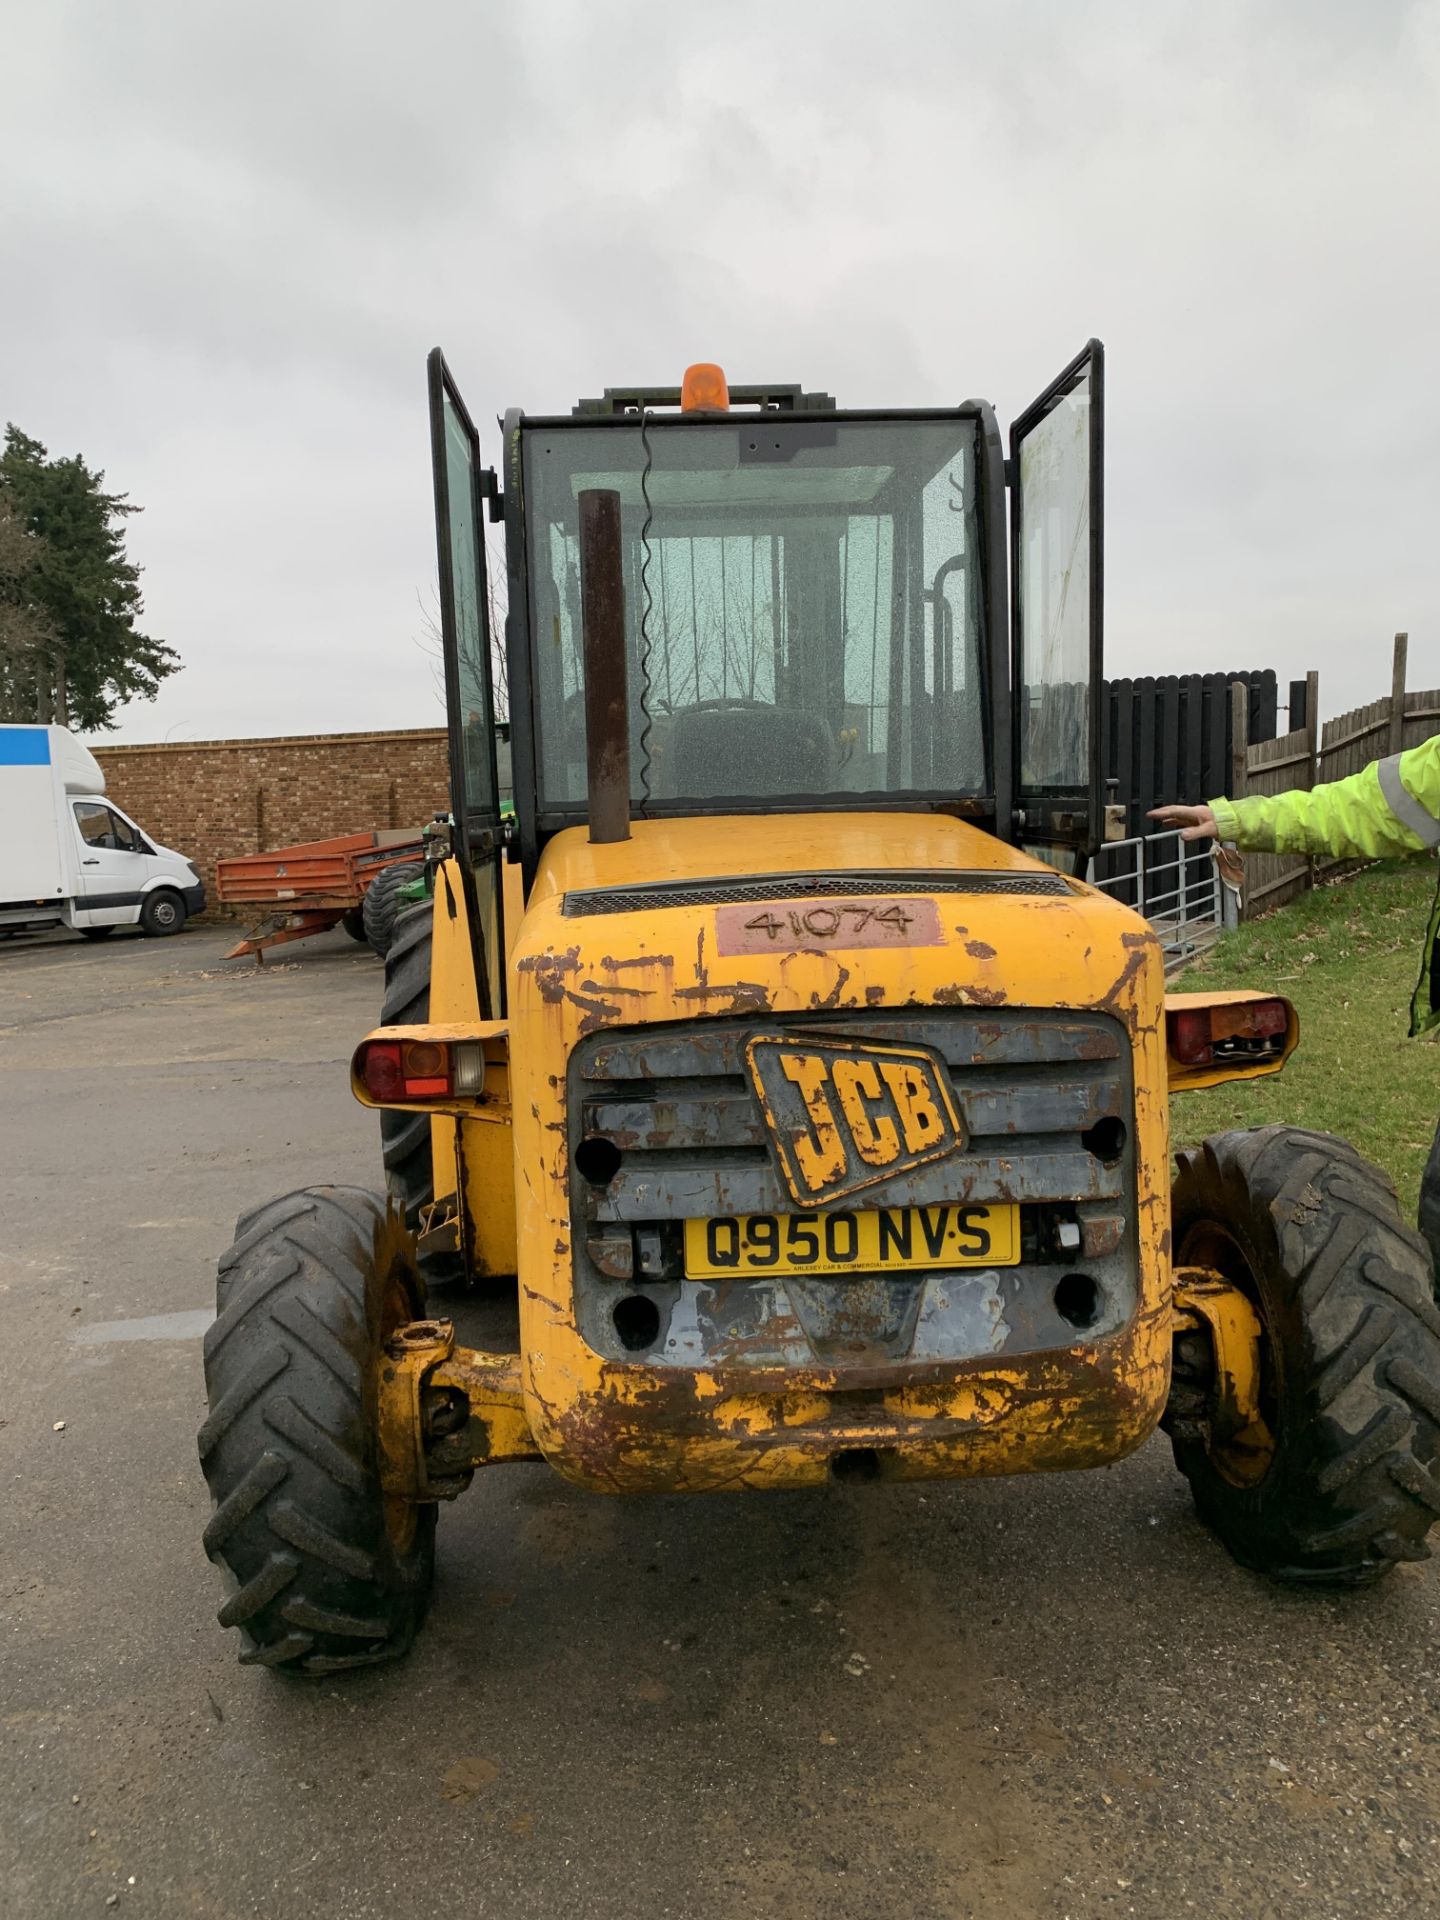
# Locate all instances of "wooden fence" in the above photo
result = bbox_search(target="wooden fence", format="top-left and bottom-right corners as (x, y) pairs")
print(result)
(1231, 634), (1439, 919)
(1101, 669), (1283, 837)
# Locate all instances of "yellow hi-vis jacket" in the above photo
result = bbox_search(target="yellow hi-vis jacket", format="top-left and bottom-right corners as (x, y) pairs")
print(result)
(1209, 734), (1440, 1037)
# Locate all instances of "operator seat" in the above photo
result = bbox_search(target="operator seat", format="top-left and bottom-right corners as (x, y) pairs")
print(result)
(662, 700), (836, 798)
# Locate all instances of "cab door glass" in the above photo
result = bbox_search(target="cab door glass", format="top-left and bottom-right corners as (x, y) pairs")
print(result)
(1010, 341), (1104, 850)
(428, 349), (505, 1016)
(74, 802), (122, 850)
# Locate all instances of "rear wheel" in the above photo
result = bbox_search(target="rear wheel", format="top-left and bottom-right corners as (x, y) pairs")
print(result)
(198, 1186), (435, 1673)
(140, 889), (186, 936)
(1168, 1126), (1440, 1585)
(1420, 1118), (1440, 1285)
(363, 862), (424, 959)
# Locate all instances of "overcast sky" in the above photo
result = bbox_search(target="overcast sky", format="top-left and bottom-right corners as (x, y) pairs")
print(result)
(6, 0), (1437, 745)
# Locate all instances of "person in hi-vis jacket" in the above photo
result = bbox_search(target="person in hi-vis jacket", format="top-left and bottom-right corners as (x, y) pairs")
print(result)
(1150, 732), (1440, 1272)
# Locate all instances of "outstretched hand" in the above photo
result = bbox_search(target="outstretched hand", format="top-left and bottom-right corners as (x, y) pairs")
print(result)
(1147, 803), (1219, 842)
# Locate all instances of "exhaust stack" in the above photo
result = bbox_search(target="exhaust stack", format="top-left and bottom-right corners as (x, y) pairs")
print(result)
(577, 487), (631, 846)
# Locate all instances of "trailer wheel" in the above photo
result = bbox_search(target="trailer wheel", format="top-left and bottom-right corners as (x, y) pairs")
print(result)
(199, 1186), (435, 1673)
(140, 888), (186, 936)
(341, 907), (367, 943)
(363, 862), (424, 959)
(1168, 1126), (1440, 1585)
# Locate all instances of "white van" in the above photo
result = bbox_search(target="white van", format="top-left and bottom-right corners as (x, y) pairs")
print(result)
(0, 724), (205, 940)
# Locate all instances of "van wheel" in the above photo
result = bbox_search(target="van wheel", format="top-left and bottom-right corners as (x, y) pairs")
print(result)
(199, 1186), (435, 1673)
(81, 926), (116, 940)
(140, 889), (186, 936)
(1168, 1126), (1440, 1585)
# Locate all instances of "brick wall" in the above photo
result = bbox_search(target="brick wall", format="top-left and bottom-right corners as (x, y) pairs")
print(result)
(93, 729), (450, 917)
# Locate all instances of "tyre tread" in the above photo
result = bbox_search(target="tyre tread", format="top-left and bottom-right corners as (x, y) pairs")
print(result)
(1172, 1126), (1440, 1585)
(198, 1186), (434, 1674)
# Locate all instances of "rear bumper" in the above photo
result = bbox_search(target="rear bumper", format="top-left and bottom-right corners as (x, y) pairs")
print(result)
(519, 1316), (1172, 1493)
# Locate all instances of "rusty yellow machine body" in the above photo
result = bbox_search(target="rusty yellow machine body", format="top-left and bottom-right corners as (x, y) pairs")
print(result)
(355, 811), (1298, 1504)
(345, 343), (1309, 1513)
(200, 348), (1440, 1677)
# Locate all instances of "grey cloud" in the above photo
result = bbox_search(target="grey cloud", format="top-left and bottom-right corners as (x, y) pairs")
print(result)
(3, 0), (1436, 745)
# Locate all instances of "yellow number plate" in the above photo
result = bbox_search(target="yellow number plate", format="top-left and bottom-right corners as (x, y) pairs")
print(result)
(683, 1204), (1020, 1278)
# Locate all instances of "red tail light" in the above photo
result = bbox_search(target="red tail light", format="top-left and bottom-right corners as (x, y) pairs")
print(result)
(1167, 998), (1289, 1068)
(356, 1038), (485, 1103)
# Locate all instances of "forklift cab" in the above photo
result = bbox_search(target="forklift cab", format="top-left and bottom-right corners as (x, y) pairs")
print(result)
(428, 345), (1105, 1015)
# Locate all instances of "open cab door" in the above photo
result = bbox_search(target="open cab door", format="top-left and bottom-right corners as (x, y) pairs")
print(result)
(1009, 340), (1104, 858)
(427, 348), (506, 1015)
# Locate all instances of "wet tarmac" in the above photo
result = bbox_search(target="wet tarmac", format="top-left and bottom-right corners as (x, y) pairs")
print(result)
(2, 922), (1437, 1919)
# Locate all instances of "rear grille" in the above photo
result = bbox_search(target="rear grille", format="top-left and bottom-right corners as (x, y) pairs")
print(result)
(562, 869), (1069, 915)
(575, 1011), (1127, 1218)
(568, 1008), (1136, 1371)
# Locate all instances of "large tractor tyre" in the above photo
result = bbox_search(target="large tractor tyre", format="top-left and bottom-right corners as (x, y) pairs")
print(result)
(198, 1186), (435, 1673)
(1169, 1126), (1440, 1586)
(1420, 1118), (1440, 1285)
(363, 862), (424, 959)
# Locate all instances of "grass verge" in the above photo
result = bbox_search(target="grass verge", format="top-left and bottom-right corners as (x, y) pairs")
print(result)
(1170, 859), (1438, 1218)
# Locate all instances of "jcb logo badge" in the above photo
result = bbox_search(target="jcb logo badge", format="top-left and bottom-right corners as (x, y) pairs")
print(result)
(743, 1034), (965, 1207)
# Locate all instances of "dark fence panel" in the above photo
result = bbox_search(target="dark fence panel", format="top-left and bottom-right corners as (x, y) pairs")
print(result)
(1101, 669), (1279, 836)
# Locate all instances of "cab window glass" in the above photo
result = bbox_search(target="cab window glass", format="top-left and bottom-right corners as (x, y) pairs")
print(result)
(523, 416), (987, 808)
(75, 803), (117, 849)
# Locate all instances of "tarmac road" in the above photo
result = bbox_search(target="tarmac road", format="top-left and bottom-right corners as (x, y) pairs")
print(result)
(2, 923), (1438, 1920)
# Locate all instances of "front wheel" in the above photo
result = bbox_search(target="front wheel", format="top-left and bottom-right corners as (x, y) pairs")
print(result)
(198, 1187), (436, 1672)
(1168, 1126), (1440, 1585)
(140, 889), (186, 936)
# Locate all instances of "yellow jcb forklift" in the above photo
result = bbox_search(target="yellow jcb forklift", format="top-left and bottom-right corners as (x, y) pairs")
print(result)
(199, 346), (1440, 1672)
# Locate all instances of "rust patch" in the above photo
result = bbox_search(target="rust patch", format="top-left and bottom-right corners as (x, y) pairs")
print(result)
(865, 986), (885, 1006)
(674, 980), (771, 1012)
(582, 978), (650, 998)
(809, 965), (851, 1010)
(564, 987), (623, 1035)
(517, 946), (582, 1004)
(964, 939), (997, 961)
(598, 953), (674, 973)
(934, 984), (1007, 1008)
(1097, 943), (1152, 1022)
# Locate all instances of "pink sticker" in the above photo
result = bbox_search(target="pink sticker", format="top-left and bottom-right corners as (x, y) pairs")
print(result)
(715, 897), (945, 955)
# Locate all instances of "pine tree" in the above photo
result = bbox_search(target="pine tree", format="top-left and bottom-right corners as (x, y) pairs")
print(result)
(0, 426), (180, 729)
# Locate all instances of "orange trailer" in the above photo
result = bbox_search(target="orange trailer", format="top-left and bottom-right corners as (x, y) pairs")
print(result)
(216, 830), (425, 961)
